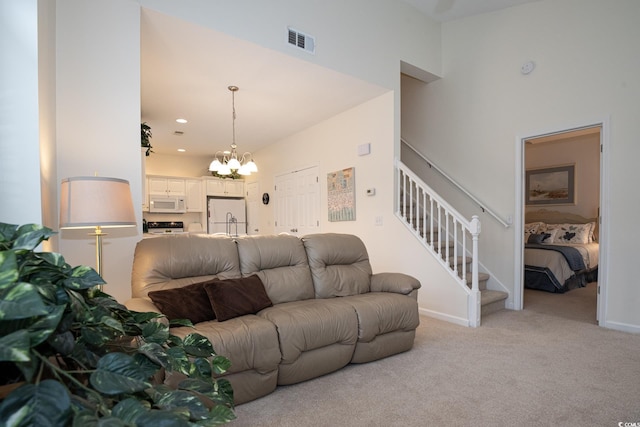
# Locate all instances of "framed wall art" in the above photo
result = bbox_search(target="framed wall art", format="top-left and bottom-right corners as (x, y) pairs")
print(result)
(327, 167), (355, 221)
(526, 164), (575, 205)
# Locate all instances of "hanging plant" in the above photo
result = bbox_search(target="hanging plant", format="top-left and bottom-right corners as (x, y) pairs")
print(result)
(141, 122), (153, 156)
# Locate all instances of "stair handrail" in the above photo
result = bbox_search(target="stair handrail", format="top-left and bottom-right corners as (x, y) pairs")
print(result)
(396, 159), (481, 327)
(401, 137), (511, 228)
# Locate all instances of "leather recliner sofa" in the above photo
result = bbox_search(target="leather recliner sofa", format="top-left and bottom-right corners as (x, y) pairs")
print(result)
(125, 233), (421, 404)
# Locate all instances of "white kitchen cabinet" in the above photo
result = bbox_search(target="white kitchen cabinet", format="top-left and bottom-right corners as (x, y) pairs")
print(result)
(185, 179), (203, 212)
(148, 177), (186, 196)
(205, 178), (244, 197)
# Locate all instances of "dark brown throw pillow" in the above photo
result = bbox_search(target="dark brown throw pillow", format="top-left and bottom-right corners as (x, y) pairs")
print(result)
(204, 275), (273, 322)
(148, 281), (216, 324)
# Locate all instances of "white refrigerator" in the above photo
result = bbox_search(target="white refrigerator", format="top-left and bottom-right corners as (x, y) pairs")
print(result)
(207, 197), (247, 236)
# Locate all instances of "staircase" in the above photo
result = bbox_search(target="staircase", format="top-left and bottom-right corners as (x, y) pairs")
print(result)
(396, 159), (508, 326)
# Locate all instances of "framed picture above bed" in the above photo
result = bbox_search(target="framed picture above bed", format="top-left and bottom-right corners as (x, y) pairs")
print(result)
(526, 164), (575, 205)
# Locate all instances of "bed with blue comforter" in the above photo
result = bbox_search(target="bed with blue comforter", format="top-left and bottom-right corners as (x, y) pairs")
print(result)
(524, 210), (599, 293)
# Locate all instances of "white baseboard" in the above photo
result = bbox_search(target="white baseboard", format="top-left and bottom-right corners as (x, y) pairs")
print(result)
(419, 307), (469, 327)
(601, 320), (640, 334)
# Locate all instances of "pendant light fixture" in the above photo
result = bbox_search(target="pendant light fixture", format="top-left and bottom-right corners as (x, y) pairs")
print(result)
(209, 85), (258, 176)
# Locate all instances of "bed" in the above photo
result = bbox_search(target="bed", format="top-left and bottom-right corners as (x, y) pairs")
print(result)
(524, 210), (599, 293)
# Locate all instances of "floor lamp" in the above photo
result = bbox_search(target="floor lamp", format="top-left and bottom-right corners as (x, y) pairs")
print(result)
(59, 177), (137, 284)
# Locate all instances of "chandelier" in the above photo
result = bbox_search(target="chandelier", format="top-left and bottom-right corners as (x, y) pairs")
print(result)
(208, 85), (258, 176)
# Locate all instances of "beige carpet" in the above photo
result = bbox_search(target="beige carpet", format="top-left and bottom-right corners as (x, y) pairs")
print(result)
(230, 288), (640, 426)
(524, 282), (597, 324)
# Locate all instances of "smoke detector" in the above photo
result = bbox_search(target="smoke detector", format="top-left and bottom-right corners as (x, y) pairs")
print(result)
(287, 27), (315, 54)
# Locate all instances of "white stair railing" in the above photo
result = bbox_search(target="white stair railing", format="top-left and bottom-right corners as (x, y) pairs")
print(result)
(396, 159), (482, 327)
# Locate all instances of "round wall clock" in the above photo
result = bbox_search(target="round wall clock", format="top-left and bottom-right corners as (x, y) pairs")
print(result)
(262, 193), (270, 205)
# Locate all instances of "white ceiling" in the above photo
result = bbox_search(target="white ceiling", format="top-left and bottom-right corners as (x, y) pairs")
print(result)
(141, 1), (540, 157)
(401, 0), (540, 22)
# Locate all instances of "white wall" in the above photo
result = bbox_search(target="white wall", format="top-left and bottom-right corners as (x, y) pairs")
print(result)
(56, 0), (142, 303)
(0, 0), (43, 226)
(402, 0), (640, 331)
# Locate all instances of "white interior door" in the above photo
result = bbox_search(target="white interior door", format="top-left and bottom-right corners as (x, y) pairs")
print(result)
(274, 166), (319, 236)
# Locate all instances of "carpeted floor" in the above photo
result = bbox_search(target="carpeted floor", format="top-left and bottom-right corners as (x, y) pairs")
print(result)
(524, 282), (597, 324)
(229, 284), (640, 426)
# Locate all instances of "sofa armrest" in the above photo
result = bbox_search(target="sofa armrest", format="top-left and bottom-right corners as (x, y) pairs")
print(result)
(124, 297), (169, 326)
(370, 272), (421, 295)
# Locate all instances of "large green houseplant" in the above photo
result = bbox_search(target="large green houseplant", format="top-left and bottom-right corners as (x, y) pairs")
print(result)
(0, 223), (235, 426)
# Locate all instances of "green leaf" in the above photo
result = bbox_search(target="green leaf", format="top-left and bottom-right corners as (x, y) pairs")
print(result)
(197, 404), (237, 426)
(36, 251), (66, 268)
(0, 329), (31, 362)
(111, 398), (151, 424)
(132, 353), (162, 379)
(72, 413), (126, 427)
(0, 223), (18, 243)
(182, 333), (214, 357)
(100, 316), (125, 335)
(190, 357), (212, 379)
(12, 224), (54, 251)
(138, 342), (171, 369)
(63, 265), (105, 290)
(181, 377), (235, 409)
(135, 410), (191, 427)
(211, 355), (232, 375)
(165, 347), (190, 374)
(90, 352), (152, 395)
(0, 380), (71, 427)
(141, 321), (170, 344)
(155, 389), (209, 420)
(0, 251), (19, 287)
(27, 304), (64, 346)
(169, 318), (193, 328)
(132, 311), (164, 323)
(0, 282), (48, 320)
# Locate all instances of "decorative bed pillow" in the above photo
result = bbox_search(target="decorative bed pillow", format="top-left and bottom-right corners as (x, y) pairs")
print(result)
(148, 281), (216, 324)
(205, 275), (273, 322)
(524, 222), (544, 242)
(546, 223), (591, 244)
(528, 232), (555, 244)
(587, 221), (597, 242)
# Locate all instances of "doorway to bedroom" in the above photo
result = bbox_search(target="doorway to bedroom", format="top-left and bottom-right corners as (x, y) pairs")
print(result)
(519, 124), (604, 325)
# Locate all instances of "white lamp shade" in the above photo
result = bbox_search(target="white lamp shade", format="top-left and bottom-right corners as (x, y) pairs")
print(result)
(246, 160), (258, 173)
(209, 159), (222, 171)
(217, 164), (232, 175)
(60, 177), (136, 229)
(227, 157), (241, 170)
(238, 165), (251, 176)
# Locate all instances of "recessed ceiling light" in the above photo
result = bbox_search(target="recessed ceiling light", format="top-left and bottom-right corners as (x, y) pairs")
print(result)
(177, 148), (186, 152)
(176, 118), (187, 124)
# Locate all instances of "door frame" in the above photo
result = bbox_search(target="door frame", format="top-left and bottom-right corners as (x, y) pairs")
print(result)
(514, 118), (609, 326)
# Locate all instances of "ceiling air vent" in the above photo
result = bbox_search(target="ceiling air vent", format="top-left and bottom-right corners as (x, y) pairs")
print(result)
(287, 27), (315, 54)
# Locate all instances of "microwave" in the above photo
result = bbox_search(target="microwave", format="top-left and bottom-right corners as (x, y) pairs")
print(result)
(149, 196), (186, 213)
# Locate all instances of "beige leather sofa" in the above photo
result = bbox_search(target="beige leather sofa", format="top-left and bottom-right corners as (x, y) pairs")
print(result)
(125, 233), (421, 404)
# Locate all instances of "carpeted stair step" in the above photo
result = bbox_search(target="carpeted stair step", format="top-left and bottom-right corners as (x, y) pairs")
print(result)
(480, 289), (508, 316)
(465, 272), (489, 291)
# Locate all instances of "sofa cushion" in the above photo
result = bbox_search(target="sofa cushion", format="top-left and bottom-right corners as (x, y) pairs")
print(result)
(302, 233), (372, 298)
(148, 280), (216, 323)
(131, 234), (242, 298)
(258, 298), (358, 385)
(236, 234), (315, 304)
(205, 275), (273, 321)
